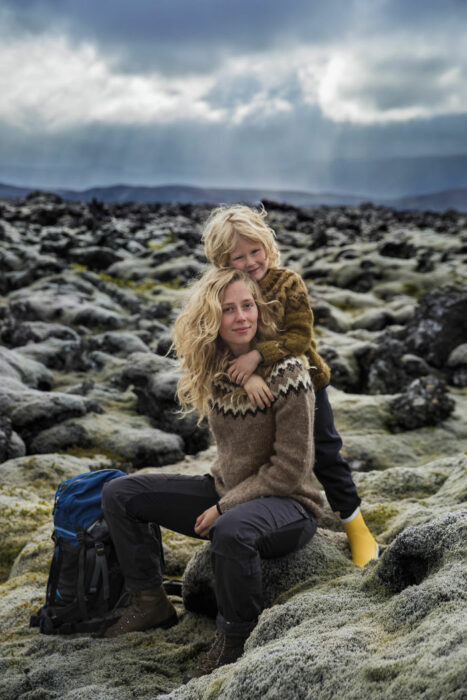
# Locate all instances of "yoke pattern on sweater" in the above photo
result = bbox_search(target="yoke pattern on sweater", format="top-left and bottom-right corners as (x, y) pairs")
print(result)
(210, 356), (312, 419)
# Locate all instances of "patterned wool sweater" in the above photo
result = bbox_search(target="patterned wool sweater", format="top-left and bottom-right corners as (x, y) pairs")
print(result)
(208, 356), (323, 518)
(256, 267), (331, 391)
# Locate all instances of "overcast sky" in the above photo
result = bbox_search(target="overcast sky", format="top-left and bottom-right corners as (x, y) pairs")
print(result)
(1, 0), (467, 195)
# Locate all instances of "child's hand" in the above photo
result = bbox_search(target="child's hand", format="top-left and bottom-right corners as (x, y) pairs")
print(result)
(228, 350), (262, 385)
(244, 374), (274, 410)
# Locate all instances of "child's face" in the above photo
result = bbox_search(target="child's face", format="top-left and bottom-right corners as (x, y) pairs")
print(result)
(228, 236), (269, 282)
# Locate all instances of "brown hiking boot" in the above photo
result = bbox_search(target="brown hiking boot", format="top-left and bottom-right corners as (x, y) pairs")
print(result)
(184, 630), (246, 682)
(104, 586), (178, 638)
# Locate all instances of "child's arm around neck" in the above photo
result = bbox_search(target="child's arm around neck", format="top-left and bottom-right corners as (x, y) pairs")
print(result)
(256, 267), (314, 366)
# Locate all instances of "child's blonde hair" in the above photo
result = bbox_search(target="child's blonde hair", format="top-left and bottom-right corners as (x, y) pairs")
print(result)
(202, 204), (281, 268)
(172, 267), (277, 421)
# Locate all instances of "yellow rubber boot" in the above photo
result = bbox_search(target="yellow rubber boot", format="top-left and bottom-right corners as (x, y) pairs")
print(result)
(342, 508), (379, 568)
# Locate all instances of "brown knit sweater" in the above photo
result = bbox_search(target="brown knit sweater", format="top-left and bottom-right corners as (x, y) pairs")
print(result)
(208, 356), (323, 518)
(256, 267), (331, 391)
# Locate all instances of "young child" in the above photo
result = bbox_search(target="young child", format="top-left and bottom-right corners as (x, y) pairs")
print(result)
(201, 204), (378, 567)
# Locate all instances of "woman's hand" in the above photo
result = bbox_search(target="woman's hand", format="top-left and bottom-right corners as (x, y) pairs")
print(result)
(228, 350), (262, 385)
(244, 374), (275, 410)
(194, 505), (220, 538)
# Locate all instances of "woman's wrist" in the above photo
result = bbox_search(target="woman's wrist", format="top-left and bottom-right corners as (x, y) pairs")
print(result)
(216, 502), (223, 515)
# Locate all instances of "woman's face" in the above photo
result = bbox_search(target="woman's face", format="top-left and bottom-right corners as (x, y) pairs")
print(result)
(219, 280), (258, 356)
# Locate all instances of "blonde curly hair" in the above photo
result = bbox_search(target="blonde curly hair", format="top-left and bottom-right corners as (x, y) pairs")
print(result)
(172, 267), (277, 421)
(201, 204), (281, 268)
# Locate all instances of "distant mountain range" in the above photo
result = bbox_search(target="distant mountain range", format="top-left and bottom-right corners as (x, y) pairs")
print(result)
(1, 181), (466, 212)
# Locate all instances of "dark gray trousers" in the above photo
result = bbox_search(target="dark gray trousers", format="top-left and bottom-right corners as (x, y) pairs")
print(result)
(102, 473), (317, 636)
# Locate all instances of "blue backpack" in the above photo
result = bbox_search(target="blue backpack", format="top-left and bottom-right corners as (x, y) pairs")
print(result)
(31, 469), (127, 635)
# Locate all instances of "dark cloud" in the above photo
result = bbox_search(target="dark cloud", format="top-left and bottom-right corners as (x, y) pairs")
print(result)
(1, 0), (466, 194)
(1, 0), (358, 74)
(6, 0), (465, 77)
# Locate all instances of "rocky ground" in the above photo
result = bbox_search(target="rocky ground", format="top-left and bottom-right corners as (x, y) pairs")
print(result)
(0, 192), (466, 699)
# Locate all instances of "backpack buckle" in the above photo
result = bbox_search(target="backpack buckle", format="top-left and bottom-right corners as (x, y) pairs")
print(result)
(95, 542), (105, 556)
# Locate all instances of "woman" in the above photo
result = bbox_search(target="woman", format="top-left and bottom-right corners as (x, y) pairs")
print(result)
(102, 267), (322, 678)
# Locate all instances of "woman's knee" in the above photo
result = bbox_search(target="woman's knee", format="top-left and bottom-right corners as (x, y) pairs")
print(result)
(102, 475), (127, 513)
(210, 511), (256, 557)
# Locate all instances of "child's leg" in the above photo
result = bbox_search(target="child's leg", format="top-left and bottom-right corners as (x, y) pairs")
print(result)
(313, 386), (360, 516)
(314, 387), (378, 567)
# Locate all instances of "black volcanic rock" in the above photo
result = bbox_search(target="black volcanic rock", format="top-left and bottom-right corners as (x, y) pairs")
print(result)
(25, 190), (63, 205)
(378, 512), (466, 593)
(67, 245), (125, 270)
(388, 375), (455, 431)
(15, 337), (86, 371)
(415, 249), (435, 272)
(151, 259), (205, 284)
(0, 320), (81, 348)
(119, 352), (210, 454)
(404, 287), (467, 368)
(379, 240), (416, 258)
(86, 331), (150, 357)
(355, 287), (467, 393)
(3, 387), (97, 444)
(360, 334), (431, 394)
(0, 416), (13, 463)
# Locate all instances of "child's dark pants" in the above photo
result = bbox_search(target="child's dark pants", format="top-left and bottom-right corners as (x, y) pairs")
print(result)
(102, 473), (317, 637)
(313, 387), (361, 518)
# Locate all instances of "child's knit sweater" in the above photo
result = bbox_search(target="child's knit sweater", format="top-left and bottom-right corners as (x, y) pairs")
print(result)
(208, 356), (323, 518)
(256, 267), (331, 391)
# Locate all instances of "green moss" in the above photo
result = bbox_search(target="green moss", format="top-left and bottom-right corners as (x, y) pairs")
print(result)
(61, 445), (127, 462)
(364, 660), (404, 682)
(0, 510), (51, 582)
(96, 271), (159, 292)
(364, 504), (399, 536)
(147, 228), (178, 250)
(0, 546), (19, 582)
(71, 262), (160, 293)
(204, 677), (228, 698)
(402, 282), (424, 298)
(158, 277), (182, 289)
(327, 300), (359, 312)
(273, 562), (354, 605)
(161, 528), (204, 576)
(132, 279), (160, 292)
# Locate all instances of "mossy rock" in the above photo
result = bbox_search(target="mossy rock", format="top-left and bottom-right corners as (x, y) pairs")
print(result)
(9, 523), (53, 580)
(0, 487), (51, 582)
(0, 454), (115, 582)
(182, 529), (354, 620)
(161, 528), (205, 577)
(363, 504), (400, 537)
(166, 515), (467, 700)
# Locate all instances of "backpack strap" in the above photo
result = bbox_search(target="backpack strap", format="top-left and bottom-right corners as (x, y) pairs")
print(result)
(45, 538), (63, 606)
(90, 542), (110, 604)
(77, 545), (88, 620)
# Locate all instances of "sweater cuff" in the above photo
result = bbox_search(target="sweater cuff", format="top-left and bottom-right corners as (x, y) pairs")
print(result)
(255, 341), (286, 367)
